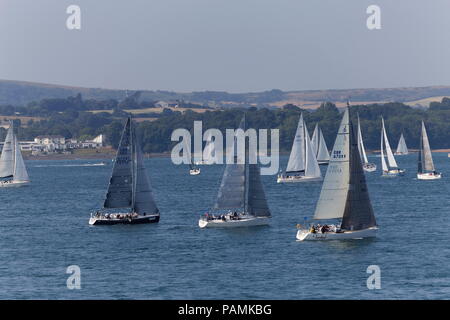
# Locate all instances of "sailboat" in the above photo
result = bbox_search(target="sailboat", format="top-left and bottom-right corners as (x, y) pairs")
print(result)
(0, 122), (30, 187)
(395, 133), (409, 155)
(357, 114), (376, 172)
(417, 121), (441, 180)
(89, 117), (160, 225)
(194, 132), (215, 165)
(277, 113), (322, 183)
(199, 115), (271, 228)
(311, 124), (330, 165)
(296, 108), (378, 241)
(380, 117), (405, 176)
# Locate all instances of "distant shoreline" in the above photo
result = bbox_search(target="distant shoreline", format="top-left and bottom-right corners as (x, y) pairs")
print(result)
(22, 148), (450, 161)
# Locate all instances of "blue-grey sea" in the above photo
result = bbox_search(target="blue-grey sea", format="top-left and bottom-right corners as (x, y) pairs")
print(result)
(0, 153), (449, 299)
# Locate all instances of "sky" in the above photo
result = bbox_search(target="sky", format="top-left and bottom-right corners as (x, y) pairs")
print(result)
(1, 0), (450, 93)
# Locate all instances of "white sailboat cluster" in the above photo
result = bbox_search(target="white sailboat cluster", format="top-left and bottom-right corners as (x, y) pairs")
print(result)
(395, 133), (409, 155)
(380, 117), (405, 177)
(311, 124), (330, 165)
(357, 115), (376, 172)
(0, 122), (30, 187)
(296, 108), (378, 241)
(199, 115), (271, 228)
(417, 121), (441, 180)
(277, 113), (322, 183)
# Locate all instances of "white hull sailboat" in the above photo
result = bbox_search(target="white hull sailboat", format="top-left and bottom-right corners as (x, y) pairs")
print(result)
(199, 115), (272, 229)
(380, 117), (405, 177)
(357, 114), (377, 172)
(311, 124), (330, 165)
(189, 168), (201, 175)
(296, 108), (378, 241)
(0, 122), (30, 187)
(394, 133), (409, 155)
(199, 215), (270, 228)
(277, 113), (322, 183)
(297, 226), (378, 241)
(417, 121), (441, 180)
(89, 117), (160, 225)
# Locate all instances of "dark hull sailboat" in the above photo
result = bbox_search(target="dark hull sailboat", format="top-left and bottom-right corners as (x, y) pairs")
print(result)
(199, 115), (271, 228)
(89, 117), (160, 226)
(296, 107), (378, 241)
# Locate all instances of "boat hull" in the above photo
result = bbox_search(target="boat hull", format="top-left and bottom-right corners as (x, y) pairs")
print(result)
(417, 172), (442, 180)
(276, 175), (322, 183)
(89, 214), (160, 225)
(0, 180), (30, 188)
(296, 227), (378, 241)
(318, 161), (329, 165)
(189, 169), (201, 175)
(199, 216), (270, 228)
(382, 169), (405, 177)
(363, 163), (377, 172)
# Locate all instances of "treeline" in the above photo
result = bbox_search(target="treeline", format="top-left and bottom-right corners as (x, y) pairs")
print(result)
(1, 97), (450, 153)
(0, 92), (210, 117)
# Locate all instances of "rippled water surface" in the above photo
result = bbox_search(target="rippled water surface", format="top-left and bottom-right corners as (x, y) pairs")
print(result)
(1, 154), (450, 299)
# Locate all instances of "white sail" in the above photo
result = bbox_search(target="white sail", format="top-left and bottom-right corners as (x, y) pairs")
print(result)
(396, 134), (408, 155)
(304, 121), (321, 178)
(357, 116), (369, 164)
(380, 127), (388, 172)
(311, 124), (319, 155)
(313, 109), (350, 220)
(0, 123), (15, 178)
(316, 128), (330, 162)
(286, 113), (305, 173)
(12, 135), (29, 182)
(381, 118), (398, 168)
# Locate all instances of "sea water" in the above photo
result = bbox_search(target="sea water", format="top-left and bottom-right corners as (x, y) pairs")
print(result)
(0, 154), (449, 299)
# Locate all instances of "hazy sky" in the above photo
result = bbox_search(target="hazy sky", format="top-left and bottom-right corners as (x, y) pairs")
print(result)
(1, 0), (449, 92)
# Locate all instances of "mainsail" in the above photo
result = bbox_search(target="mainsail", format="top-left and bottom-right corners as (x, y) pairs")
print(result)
(418, 121), (435, 173)
(104, 117), (158, 214)
(0, 123), (15, 178)
(357, 115), (369, 164)
(285, 114), (321, 178)
(214, 115), (271, 217)
(286, 114), (306, 174)
(0, 122), (30, 181)
(396, 133), (408, 155)
(313, 109), (376, 230)
(381, 117), (398, 169)
(312, 124), (330, 162)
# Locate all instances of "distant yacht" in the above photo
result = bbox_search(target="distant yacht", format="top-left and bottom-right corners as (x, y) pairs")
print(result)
(311, 124), (330, 165)
(395, 133), (409, 155)
(357, 114), (376, 172)
(194, 132), (216, 165)
(380, 117), (405, 177)
(89, 117), (160, 225)
(277, 113), (322, 183)
(199, 115), (271, 228)
(0, 122), (30, 187)
(296, 107), (377, 241)
(417, 121), (441, 180)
